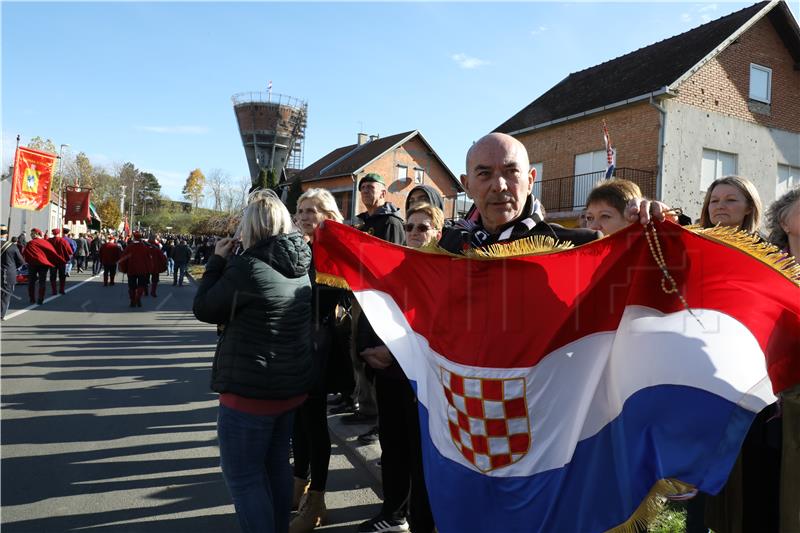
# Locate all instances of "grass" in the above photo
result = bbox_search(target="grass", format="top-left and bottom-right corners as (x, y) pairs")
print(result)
(648, 501), (687, 532)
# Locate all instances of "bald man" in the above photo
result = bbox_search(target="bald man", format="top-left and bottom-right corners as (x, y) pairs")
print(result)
(440, 133), (671, 253)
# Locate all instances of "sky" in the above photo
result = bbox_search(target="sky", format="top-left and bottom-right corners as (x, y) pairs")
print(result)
(3, 1), (798, 202)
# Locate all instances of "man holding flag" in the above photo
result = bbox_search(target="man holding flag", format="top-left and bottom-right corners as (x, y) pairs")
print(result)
(312, 133), (799, 532)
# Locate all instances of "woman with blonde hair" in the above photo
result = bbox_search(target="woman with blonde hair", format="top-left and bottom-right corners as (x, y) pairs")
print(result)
(289, 188), (346, 533)
(194, 189), (314, 533)
(699, 175), (763, 233)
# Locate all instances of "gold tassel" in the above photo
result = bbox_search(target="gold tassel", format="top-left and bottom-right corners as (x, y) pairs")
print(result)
(315, 272), (350, 290)
(606, 479), (697, 533)
(687, 225), (800, 287)
(468, 235), (574, 259)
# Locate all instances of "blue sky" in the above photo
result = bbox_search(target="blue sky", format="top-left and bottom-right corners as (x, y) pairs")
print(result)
(3, 1), (797, 201)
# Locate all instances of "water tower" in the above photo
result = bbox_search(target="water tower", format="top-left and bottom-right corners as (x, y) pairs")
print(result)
(231, 91), (308, 187)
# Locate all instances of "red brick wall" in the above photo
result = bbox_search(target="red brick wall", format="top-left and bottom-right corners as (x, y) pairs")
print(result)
(674, 16), (800, 133)
(301, 136), (460, 220)
(515, 103), (661, 202)
(360, 137), (458, 219)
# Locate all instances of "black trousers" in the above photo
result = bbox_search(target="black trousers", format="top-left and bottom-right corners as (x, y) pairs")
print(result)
(49, 264), (66, 284)
(375, 373), (435, 533)
(1, 272), (14, 318)
(127, 274), (149, 291)
(292, 395), (332, 492)
(103, 264), (117, 281)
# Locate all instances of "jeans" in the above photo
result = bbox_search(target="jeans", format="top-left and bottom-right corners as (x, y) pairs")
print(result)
(167, 257), (174, 276)
(174, 261), (188, 286)
(217, 404), (295, 533)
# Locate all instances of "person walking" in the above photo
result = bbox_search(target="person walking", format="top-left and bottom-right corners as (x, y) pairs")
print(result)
(1, 232), (25, 319)
(99, 236), (122, 286)
(193, 190), (314, 533)
(118, 232), (154, 308)
(74, 233), (89, 272)
(48, 229), (73, 295)
(22, 228), (64, 305)
(172, 239), (192, 287)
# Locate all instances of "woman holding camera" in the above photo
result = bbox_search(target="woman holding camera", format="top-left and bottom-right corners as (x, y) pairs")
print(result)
(193, 190), (314, 533)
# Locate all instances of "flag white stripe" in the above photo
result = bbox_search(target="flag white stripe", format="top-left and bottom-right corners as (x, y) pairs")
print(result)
(355, 290), (776, 478)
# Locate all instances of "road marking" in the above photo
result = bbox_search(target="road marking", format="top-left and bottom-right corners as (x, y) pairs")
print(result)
(3, 274), (100, 321)
(155, 292), (173, 310)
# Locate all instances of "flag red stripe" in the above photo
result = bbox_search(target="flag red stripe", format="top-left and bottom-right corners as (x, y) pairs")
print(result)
(314, 221), (800, 393)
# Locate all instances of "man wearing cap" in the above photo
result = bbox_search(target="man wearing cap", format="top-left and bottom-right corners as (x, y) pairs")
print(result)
(48, 229), (74, 295)
(344, 173), (406, 442)
(22, 229), (64, 305)
(1, 229), (25, 319)
(118, 231), (153, 307)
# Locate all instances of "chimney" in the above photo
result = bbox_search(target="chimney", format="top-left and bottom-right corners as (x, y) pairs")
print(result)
(357, 133), (369, 145)
(369, 134), (379, 142)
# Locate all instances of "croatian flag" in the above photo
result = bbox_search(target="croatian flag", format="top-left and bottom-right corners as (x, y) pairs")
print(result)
(314, 221), (799, 532)
(603, 120), (616, 179)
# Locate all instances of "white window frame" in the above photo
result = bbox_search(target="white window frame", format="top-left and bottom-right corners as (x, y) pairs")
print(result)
(749, 63), (772, 104)
(414, 168), (424, 183)
(396, 165), (408, 181)
(777, 164), (799, 198)
(701, 148), (738, 191)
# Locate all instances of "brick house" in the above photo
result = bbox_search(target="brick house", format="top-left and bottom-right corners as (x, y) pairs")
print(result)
(294, 130), (462, 222)
(494, 0), (800, 226)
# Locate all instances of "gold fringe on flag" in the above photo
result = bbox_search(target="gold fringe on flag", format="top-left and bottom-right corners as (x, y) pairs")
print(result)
(468, 235), (574, 259)
(315, 272), (350, 290)
(687, 225), (800, 287)
(607, 479), (697, 533)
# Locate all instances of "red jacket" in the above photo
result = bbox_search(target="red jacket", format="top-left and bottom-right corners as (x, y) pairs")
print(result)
(118, 241), (153, 275)
(22, 237), (64, 268)
(148, 246), (168, 274)
(48, 237), (73, 265)
(99, 242), (122, 266)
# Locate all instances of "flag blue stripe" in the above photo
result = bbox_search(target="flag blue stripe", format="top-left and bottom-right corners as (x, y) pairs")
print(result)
(413, 384), (755, 533)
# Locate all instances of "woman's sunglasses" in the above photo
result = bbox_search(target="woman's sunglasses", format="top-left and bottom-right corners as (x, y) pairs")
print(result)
(404, 223), (433, 233)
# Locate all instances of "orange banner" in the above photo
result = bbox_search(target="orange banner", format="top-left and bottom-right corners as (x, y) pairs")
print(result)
(10, 146), (58, 211)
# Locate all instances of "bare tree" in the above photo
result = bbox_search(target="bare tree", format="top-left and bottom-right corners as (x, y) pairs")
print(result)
(205, 168), (229, 212)
(235, 176), (251, 211)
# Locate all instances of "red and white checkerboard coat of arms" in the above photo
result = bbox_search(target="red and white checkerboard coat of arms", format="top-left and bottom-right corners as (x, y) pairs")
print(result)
(440, 367), (531, 472)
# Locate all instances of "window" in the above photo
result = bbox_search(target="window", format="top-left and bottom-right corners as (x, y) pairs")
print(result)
(574, 151), (607, 176)
(777, 164), (799, 197)
(414, 168), (424, 183)
(396, 165), (408, 181)
(531, 162), (543, 198)
(749, 64), (772, 103)
(701, 148), (737, 190)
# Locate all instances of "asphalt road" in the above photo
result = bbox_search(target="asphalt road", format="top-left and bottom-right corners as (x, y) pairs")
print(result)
(1, 269), (381, 532)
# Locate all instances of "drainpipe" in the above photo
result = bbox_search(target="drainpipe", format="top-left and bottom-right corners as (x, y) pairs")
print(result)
(351, 174), (358, 223)
(649, 95), (667, 201)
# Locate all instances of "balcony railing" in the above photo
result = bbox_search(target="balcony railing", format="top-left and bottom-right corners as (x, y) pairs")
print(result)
(532, 167), (656, 213)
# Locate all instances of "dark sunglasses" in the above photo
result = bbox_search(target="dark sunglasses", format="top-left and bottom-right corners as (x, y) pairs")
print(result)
(404, 223), (433, 233)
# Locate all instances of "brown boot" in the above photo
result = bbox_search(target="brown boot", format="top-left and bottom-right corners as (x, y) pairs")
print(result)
(289, 490), (326, 533)
(292, 477), (310, 511)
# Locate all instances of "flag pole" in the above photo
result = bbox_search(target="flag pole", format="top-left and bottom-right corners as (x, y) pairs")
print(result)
(6, 134), (20, 237)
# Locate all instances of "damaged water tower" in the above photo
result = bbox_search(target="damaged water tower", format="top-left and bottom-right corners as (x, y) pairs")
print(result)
(231, 90), (308, 187)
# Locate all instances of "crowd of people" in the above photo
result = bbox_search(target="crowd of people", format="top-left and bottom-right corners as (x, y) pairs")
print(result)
(189, 133), (799, 533)
(2, 132), (798, 533)
(0, 226), (219, 318)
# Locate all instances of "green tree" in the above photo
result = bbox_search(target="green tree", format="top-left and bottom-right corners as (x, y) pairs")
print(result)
(97, 198), (122, 231)
(70, 152), (95, 188)
(253, 167), (280, 194)
(183, 168), (205, 208)
(137, 172), (162, 215)
(284, 176), (303, 213)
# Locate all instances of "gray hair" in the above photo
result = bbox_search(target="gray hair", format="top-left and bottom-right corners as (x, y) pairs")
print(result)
(766, 186), (800, 250)
(238, 189), (293, 249)
(297, 188), (344, 223)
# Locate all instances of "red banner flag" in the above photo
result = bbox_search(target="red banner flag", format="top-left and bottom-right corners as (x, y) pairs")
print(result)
(64, 187), (91, 223)
(10, 146), (58, 211)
